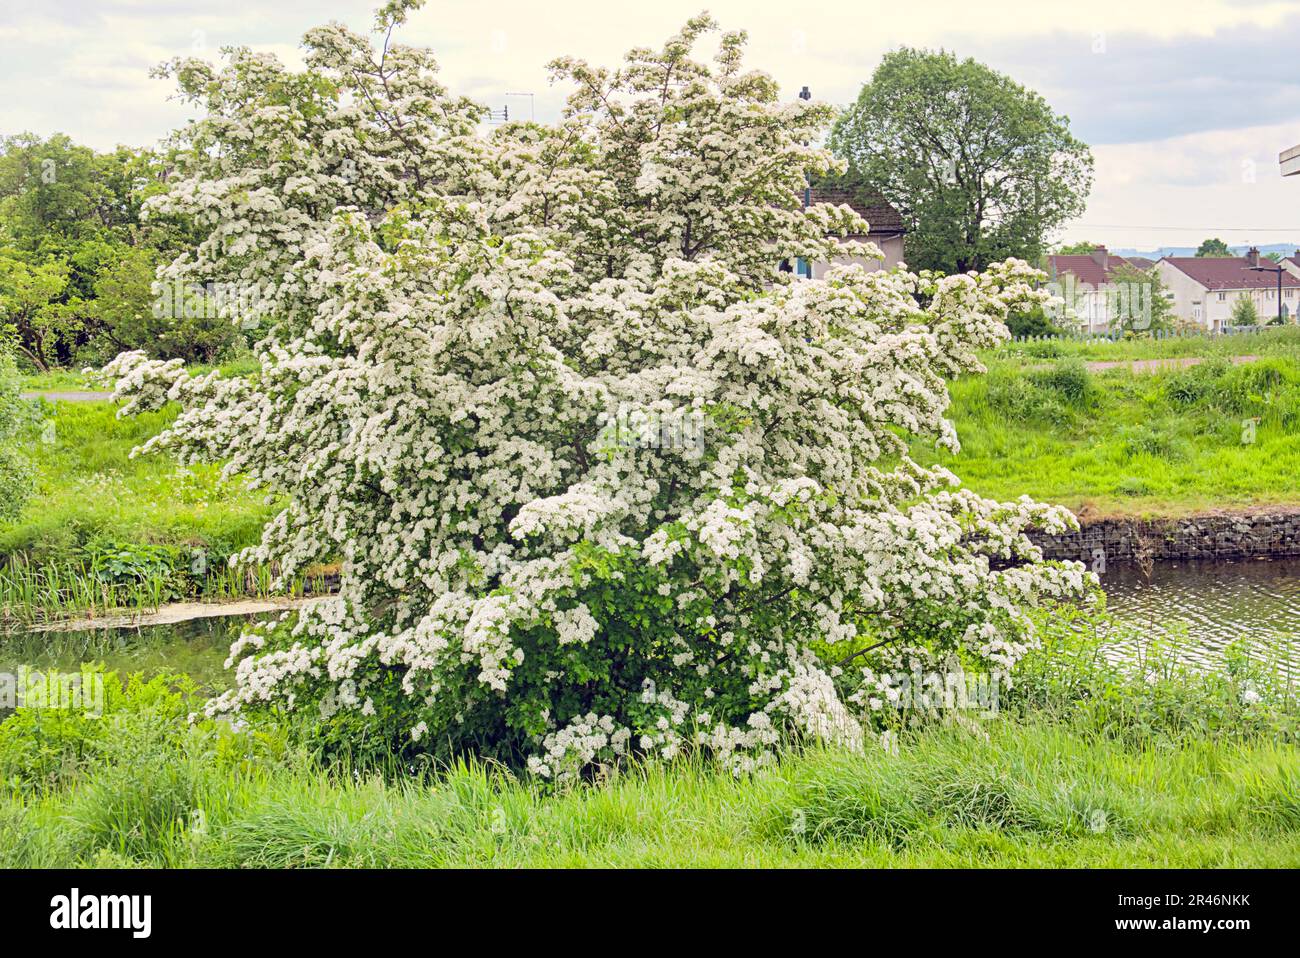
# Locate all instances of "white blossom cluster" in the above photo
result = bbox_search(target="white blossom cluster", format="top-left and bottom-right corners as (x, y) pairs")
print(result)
(105, 2), (1093, 775)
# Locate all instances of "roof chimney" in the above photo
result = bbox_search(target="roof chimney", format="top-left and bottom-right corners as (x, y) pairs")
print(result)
(1089, 246), (1108, 268)
(798, 86), (812, 101)
(1246, 246), (1260, 267)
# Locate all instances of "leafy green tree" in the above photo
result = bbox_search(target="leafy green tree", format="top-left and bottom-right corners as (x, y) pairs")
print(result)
(829, 48), (1093, 273)
(1230, 295), (1259, 326)
(0, 346), (33, 520)
(0, 133), (114, 254)
(1110, 262), (1173, 335)
(89, 247), (237, 364)
(1195, 237), (1231, 257)
(0, 252), (74, 370)
(1006, 305), (1062, 338)
(1055, 241), (1103, 255)
(0, 134), (214, 365)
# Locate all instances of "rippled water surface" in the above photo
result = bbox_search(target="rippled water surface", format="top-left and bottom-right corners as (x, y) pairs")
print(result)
(1101, 558), (1300, 667)
(2, 560), (1298, 684)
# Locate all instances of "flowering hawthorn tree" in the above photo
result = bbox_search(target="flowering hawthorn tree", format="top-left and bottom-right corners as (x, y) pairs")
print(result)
(103, 2), (1091, 777)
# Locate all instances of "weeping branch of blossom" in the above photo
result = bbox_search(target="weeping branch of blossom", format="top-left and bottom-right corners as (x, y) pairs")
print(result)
(102, 0), (1094, 778)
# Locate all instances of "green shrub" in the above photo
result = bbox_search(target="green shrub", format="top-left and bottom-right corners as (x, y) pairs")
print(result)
(1118, 424), (1189, 461)
(1023, 340), (1065, 359)
(62, 712), (209, 862)
(0, 352), (33, 520)
(0, 671), (193, 794)
(1031, 360), (1096, 408)
(984, 372), (1070, 424)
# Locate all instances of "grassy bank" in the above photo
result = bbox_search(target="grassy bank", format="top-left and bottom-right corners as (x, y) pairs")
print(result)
(1, 399), (284, 623)
(915, 347), (1300, 517)
(6, 329), (1300, 622)
(4, 717), (1296, 868)
(10, 400), (272, 562)
(2, 703), (1296, 868)
(0, 608), (1294, 869)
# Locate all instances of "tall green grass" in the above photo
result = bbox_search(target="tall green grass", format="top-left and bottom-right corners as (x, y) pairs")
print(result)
(998, 325), (1300, 363)
(0, 643), (1296, 870)
(0, 551), (329, 626)
(916, 353), (1300, 515)
(2, 720), (1296, 868)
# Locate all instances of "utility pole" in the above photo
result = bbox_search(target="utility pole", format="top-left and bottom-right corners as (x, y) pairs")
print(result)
(796, 86), (812, 278)
(505, 92), (535, 122)
(1245, 263), (1286, 326)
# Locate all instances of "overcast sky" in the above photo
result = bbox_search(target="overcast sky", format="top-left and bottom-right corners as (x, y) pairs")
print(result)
(3, 0), (1300, 250)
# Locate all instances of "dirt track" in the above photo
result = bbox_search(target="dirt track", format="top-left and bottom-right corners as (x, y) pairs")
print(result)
(21, 391), (114, 402)
(1085, 355), (1259, 373)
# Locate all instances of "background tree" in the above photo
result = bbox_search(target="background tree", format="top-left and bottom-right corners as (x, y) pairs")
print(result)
(829, 48), (1093, 274)
(1110, 262), (1174, 335)
(0, 252), (72, 370)
(1055, 240), (1103, 255)
(1195, 237), (1231, 257)
(88, 247), (237, 364)
(0, 134), (221, 366)
(1006, 305), (1062, 338)
(1230, 295), (1259, 326)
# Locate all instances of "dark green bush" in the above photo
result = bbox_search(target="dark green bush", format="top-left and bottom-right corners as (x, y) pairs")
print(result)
(0, 671), (193, 794)
(1030, 360), (1096, 408)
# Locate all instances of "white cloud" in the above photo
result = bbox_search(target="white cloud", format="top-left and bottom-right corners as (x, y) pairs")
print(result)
(1062, 121), (1300, 249)
(2, 0), (1299, 249)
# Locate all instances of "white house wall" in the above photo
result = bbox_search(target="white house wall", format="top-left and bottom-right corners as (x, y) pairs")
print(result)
(1155, 260), (1298, 329)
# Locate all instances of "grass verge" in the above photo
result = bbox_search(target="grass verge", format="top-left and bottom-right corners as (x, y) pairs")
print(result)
(1, 715), (1295, 868)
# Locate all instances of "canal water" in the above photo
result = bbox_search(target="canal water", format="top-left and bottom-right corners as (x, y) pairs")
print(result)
(1099, 557), (1300, 669)
(0, 613), (256, 693)
(0, 559), (1296, 684)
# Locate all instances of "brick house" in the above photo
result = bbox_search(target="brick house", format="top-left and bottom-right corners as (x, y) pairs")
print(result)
(1044, 246), (1140, 332)
(786, 187), (906, 279)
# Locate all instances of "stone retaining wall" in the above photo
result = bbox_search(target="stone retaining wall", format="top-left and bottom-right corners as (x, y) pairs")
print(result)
(1029, 509), (1300, 563)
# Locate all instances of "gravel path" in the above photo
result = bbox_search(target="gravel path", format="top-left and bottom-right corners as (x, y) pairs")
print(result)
(21, 390), (114, 402)
(1085, 354), (1259, 373)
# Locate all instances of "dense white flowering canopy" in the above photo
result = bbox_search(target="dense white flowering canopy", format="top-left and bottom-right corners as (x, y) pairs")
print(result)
(103, 2), (1091, 776)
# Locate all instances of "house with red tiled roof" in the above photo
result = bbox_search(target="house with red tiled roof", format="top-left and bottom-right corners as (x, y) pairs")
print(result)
(1279, 250), (1300, 281)
(1156, 247), (1300, 330)
(786, 186), (906, 279)
(1045, 246), (1143, 332)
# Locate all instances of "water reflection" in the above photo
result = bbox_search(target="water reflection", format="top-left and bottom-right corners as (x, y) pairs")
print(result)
(0, 614), (267, 693)
(2, 562), (1298, 686)
(1101, 558), (1300, 669)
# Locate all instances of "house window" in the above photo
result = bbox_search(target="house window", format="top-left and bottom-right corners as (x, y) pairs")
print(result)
(1218, 292), (1226, 301)
(796, 258), (811, 279)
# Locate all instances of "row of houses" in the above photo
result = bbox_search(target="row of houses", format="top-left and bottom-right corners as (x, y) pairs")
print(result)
(796, 188), (1299, 333)
(1046, 246), (1300, 332)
